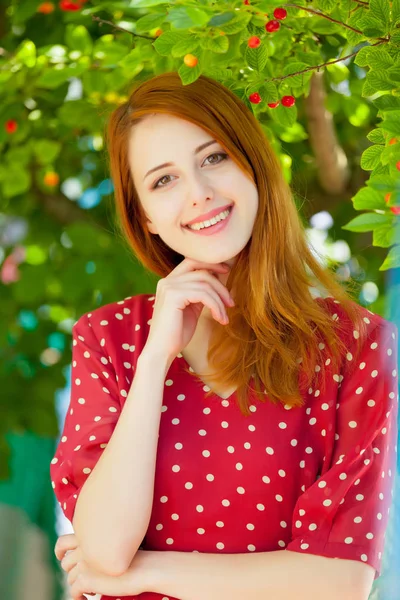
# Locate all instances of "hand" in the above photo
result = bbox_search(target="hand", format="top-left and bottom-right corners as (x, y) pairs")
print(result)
(145, 257), (234, 362)
(55, 534), (152, 599)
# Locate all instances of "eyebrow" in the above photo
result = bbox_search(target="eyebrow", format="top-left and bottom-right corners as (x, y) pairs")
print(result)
(143, 139), (218, 181)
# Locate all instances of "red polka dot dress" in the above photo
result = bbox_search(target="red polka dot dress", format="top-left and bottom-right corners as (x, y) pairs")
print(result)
(50, 294), (399, 600)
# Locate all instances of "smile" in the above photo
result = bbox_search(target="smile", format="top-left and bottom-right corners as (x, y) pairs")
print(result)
(184, 205), (233, 236)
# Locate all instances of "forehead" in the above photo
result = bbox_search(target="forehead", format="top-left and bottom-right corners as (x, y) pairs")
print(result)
(128, 114), (216, 179)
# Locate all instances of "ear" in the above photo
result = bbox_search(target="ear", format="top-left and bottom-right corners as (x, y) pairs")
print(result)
(146, 219), (158, 234)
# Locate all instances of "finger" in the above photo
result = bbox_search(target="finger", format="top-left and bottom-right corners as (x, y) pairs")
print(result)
(171, 258), (229, 277)
(183, 270), (234, 308)
(55, 534), (79, 561)
(61, 549), (80, 573)
(182, 284), (230, 324)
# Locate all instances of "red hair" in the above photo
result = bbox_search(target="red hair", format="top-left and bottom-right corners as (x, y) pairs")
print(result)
(105, 71), (368, 416)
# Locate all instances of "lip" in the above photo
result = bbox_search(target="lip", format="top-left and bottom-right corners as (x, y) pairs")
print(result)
(183, 203), (233, 227)
(184, 205), (233, 236)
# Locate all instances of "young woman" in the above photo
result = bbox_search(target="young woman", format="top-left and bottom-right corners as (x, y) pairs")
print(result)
(51, 72), (398, 600)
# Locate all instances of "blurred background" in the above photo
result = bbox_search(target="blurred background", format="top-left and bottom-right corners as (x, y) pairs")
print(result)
(1, 0), (399, 599)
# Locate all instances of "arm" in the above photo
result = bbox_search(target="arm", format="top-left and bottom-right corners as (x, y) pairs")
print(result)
(72, 346), (172, 576)
(146, 549), (375, 600)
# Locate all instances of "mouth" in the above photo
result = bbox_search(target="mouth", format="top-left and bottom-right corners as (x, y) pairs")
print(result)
(183, 204), (234, 235)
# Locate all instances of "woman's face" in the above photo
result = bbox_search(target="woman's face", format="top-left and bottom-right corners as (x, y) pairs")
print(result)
(128, 113), (259, 270)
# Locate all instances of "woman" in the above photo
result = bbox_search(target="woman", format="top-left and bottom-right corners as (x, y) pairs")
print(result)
(51, 72), (398, 600)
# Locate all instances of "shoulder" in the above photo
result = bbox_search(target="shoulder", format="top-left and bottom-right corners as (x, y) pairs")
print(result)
(314, 295), (396, 343)
(72, 293), (156, 343)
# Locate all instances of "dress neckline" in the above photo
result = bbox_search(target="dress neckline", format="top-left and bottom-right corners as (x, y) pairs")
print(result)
(176, 353), (238, 401)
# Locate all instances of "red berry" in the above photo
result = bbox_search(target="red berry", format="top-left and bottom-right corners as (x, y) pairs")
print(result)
(267, 101), (280, 108)
(244, 0), (250, 4)
(59, 0), (81, 10)
(248, 36), (261, 48)
(249, 92), (262, 104)
(5, 119), (18, 134)
(281, 95), (295, 107)
(266, 20), (280, 33)
(390, 206), (400, 215)
(274, 8), (287, 20)
(385, 192), (391, 204)
(396, 161), (400, 171)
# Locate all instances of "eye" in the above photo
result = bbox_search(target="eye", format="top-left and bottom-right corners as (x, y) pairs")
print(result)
(151, 152), (228, 190)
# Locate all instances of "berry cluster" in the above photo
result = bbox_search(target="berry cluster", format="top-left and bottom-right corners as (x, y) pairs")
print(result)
(249, 94), (296, 108)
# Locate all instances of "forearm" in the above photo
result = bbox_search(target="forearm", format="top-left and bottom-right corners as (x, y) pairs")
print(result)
(149, 549), (365, 600)
(73, 348), (171, 576)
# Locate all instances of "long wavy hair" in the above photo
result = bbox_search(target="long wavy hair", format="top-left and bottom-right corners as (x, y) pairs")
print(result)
(105, 71), (368, 416)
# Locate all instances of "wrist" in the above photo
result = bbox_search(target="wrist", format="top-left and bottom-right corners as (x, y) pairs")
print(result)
(139, 345), (174, 371)
(138, 550), (171, 595)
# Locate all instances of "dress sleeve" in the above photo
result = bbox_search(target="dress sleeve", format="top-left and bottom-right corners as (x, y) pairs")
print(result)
(50, 314), (121, 524)
(286, 318), (399, 579)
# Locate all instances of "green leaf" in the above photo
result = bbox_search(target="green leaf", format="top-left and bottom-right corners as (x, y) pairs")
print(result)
(380, 244), (400, 270)
(392, 0), (400, 26)
(178, 61), (202, 85)
(58, 101), (102, 131)
(65, 25), (93, 55)
(205, 35), (229, 54)
(354, 46), (373, 68)
(261, 81), (279, 103)
(32, 140), (62, 166)
(93, 37), (130, 66)
(373, 96), (400, 111)
(379, 116), (400, 136)
(135, 12), (166, 33)
(269, 102), (297, 127)
(218, 11), (252, 34)
(367, 50), (394, 70)
(362, 71), (396, 97)
(165, 6), (208, 29)
(368, 175), (400, 192)
(352, 186), (387, 210)
(130, 0), (170, 6)
(171, 36), (200, 57)
(315, 0), (337, 12)
(282, 62), (313, 87)
(208, 11), (236, 28)
(369, 0), (390, 29)
(380, 143), (400, 165)
(82, 70), (108, 95)
(153, 31), (185, 56)
(342, 212), (392, 232)
(360, 145), (384, 170)
(245, 43), (269, 72)
(367, 128), (386, 143)
(373, 224), (396, 247)
(358, 16), (388, 37)
(36, 66), (73, 89)
(1, 165), (31, 198)
(15, 40), (36, 68)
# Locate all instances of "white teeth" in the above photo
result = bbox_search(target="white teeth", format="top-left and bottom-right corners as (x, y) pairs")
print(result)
(187, 207), (231, 231)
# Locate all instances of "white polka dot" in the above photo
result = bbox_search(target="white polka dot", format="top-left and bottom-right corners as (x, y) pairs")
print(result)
(300, 543), (309, 550)
(237, 487), (245, 494)
(356, 494), (364, 501)
(349, 421), (357, 428)
(344, 537), (353, 544)
(323, 499), (332, 506)
(266, 447), (274, 455)
(354, 517), (362, 523)
(367, 399), (375, 407)
(83, 468), (91, 474)
(276, 495), (283, 502)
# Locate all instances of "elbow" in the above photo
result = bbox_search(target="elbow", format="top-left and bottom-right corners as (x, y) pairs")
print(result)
(82, 549), (132, 577)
